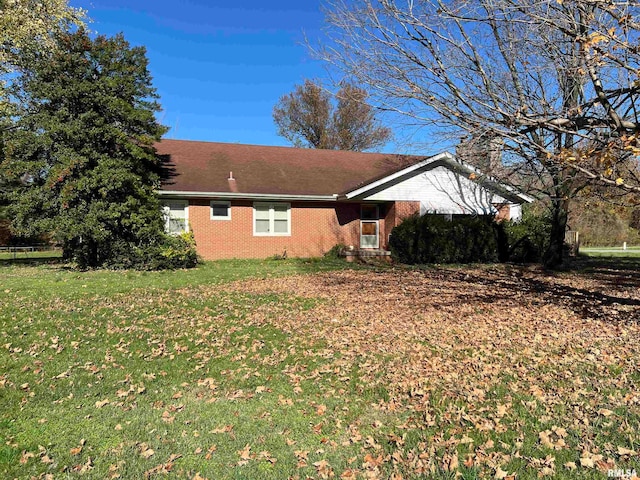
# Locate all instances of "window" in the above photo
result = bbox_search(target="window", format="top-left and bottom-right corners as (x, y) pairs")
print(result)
(253, 203), (290, 236)
(162, 200), (188, 234)
(210, 201), (231, 220)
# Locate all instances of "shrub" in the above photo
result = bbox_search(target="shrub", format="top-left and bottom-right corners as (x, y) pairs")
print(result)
(324, 244), (347, 259)
(390, 208), (557, 265)
(503, 208), (552, 263)
(151, 232), (200, 270)
(73, 231), (200, 270)
(389, 214), (501, 264)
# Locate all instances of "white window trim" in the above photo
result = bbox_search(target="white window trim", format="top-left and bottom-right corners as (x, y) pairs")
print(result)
(210, 200), (231, 221)
(253, 202), (291, 237)
(162, 200), (189, 234)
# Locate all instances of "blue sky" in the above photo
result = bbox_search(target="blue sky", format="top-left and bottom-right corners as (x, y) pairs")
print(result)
(71, 0), (330, 147)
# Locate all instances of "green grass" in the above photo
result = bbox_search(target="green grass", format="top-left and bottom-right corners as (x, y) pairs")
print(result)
(0, 256), (355, 300)
(0, 250), (62, 261)
(0, 258), (387, 479)
(1, 258), (638, 479)
(580, 246), (640, 257)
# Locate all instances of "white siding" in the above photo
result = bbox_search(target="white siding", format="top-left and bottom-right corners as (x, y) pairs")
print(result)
(509, 204), (523, 221)
(363, 165), (509, 215)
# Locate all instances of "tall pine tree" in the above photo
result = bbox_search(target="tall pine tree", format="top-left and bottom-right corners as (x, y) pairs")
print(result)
(2, 29), (172, 268)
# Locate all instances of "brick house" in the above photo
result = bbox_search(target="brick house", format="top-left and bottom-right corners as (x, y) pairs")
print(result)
(156, 140), (531, 260)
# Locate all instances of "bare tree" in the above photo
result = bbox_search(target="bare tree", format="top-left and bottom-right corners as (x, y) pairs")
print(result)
(273, 79), (391, 151)
(320, 0), (640, 266)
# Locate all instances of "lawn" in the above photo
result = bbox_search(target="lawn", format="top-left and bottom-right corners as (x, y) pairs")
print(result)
(581, 247), (640, 258)
(1, 258), (639, 479)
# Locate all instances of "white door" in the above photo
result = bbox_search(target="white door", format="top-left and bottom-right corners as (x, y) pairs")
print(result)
(360, 205), (379, 249)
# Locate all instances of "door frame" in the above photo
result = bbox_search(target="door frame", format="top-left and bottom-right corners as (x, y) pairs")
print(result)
(360, 204), (380, 249)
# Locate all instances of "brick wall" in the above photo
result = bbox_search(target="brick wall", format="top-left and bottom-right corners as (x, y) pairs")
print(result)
(493, 203), (511, 222)
(184, 199), (428, 260)
(188, 200), (364, 260)
(393, 201), (421, 220)
(384, 201), (420, 249)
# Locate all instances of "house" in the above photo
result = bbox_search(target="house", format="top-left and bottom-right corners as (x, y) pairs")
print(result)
(156, 140), (531, 260)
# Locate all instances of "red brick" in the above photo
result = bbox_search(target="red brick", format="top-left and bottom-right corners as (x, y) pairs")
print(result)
(186, 200), (420, 260)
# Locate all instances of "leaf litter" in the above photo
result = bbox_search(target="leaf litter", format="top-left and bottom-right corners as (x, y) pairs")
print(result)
(2, 263), (639, 478)
(214, 266), (640, 478)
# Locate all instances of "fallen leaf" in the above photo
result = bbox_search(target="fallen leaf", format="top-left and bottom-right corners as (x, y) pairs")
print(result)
(580, 456), (595, 468)
(617, 446), (637, 456)
(314, 459), (334, 479)
(205, 445), (217, 460)
(495, 466), (508, 479)
(70, 446), (83, 456)
(139, 444), (155, 459)
(78, 456), (93, 474)
(363, 453), (383, 467)
(161, 411), (175, 423)
(19, 451), (35, 464)
(238, 444), (251, 461)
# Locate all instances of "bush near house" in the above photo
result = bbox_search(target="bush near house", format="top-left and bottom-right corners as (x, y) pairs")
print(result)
(74, 231), (200, 270)
(389, 214), (501, 264)
(503, 208), (552, 263)
(390, 210), (553, 265)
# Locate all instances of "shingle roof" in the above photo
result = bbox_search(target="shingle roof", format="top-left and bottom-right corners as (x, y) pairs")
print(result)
(156, 139), (422, 197)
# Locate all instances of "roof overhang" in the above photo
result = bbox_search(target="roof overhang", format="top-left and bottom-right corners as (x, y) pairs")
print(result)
(159, 190), (339, 202)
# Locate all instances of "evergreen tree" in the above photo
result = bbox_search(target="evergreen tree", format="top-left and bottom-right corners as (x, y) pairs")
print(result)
(2, 29), (172, 268)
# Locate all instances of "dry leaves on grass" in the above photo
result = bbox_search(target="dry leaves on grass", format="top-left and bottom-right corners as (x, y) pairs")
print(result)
(213, 266), (640, 477)
(9, 263), (636, 479)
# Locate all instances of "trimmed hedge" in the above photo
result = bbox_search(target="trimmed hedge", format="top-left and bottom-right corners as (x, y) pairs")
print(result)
(389, 210), (553, 265)
(389, 214), (501, 264)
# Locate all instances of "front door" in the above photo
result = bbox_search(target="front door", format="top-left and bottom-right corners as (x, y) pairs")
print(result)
(360, 205), (379, 249)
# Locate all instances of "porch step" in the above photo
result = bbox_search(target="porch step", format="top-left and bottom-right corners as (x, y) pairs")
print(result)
(341, 248), (391, 262)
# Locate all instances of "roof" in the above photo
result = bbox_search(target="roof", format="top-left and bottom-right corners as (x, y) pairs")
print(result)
(156, 139), (419, 198)
(156, 139), (532, 204)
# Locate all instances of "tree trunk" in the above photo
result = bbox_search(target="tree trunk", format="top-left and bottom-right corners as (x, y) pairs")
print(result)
(543, 198), (569, 269)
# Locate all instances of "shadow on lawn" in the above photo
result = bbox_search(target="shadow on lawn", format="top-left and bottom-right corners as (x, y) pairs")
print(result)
(566, 255), (640, 288)
(448, 256), (640, 322)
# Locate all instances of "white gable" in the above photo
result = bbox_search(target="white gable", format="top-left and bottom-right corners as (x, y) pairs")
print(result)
(360, 164), (511, 215)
